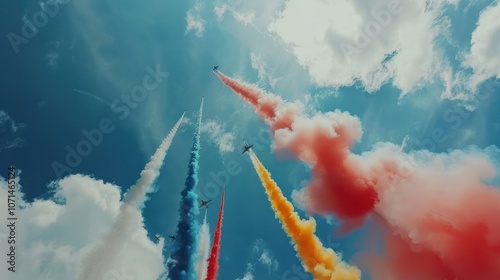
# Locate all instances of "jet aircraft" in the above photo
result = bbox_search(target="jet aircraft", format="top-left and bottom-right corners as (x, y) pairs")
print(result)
(212, 65), (219, 71)
(199, 199), (212, 209)
(241, 140), (253, 154)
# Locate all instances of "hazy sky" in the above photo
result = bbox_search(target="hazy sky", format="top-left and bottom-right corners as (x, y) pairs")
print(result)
(1, 0), (500, 279)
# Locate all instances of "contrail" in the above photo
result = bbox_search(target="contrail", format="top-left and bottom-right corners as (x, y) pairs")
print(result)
(79, 113), (185, 280)
(196, 210), (210, 280)
(248, 150), (361, 280)
(72, 89), (112, 107)
(216, 72), (500, 279)
(205, 186), (225, 280)
(167, 97), (204, 280)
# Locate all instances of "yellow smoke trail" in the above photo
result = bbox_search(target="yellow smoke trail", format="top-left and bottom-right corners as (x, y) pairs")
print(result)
(249, 151), (361, 280)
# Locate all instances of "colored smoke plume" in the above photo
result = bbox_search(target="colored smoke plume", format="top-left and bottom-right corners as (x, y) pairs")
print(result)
(205, 187), (225, 280)
(249, 150), (361, 280)
(216, 71), (500, 279)
(167, 99), (204, 280)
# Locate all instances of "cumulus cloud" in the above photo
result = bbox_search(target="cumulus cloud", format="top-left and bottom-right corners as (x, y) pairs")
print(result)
(201, 119), (236, 153)
(186, 3), (206, 37)
(268, 0), (460, 96)
(464, 0), (500, 89)
(0, 174), (164, 280)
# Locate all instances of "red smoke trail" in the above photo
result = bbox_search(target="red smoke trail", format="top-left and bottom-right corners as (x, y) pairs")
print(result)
(215, 72), (296, 132)
(216, 71), (376, 219)
(205, 187), (225, 280)
(215, 71), (500, 279)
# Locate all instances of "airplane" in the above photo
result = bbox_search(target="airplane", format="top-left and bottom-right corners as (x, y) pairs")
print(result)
(155, 234), (161, 242)
(168, 235), (176, 241)
(212, 65), (219, 71)
(241, 140), (253, 154)
(199, 199), (212, 209)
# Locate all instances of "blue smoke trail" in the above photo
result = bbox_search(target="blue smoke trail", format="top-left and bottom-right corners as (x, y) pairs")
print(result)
(167, 97), (204, 280)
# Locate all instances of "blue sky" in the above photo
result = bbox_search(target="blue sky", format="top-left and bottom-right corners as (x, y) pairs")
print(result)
(1, 0), (500, 279)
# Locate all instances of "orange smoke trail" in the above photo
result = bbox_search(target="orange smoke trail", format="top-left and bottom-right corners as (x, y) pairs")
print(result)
(205, 187), (225, 280)
(248, 150), (361, 280)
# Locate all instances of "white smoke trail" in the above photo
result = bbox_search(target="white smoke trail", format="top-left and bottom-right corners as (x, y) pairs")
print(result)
(72, 89), (111, 106)
(195, 210), (210, 280)
(124, 112), (185, 207)
(78, 113), (185, 280)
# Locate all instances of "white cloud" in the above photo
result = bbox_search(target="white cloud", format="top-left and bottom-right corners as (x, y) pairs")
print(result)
(0, 138), (25, 152)
(252, 239), (278, 272)
(250, 52), (280, 88)
(232, 10), (255, 25)
(236, 264), (255, 280)
(201, 119), (236, 153)
(268, 0), (460, 96)
(236, 239), (278, 279)
(258, 251), (274, 270)
(464, 0), (500, 89)
(186, 3), (206, 37)
(0, 175), (164, 280)
(180, 115), (192, 128)
(214, 4), (228, 20)
(0, 111), (11, 126)
(0, 110), (25, 133)
(212, 2), (255, 25)
(0, 111), (25, 152)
